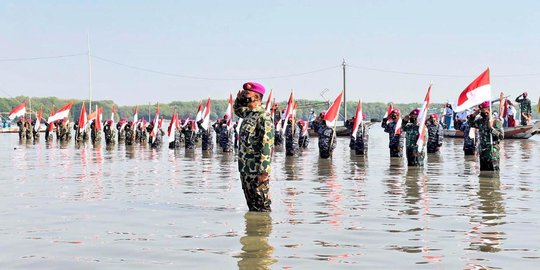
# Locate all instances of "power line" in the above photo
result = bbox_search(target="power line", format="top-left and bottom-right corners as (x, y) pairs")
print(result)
(348, 64), (540, 78)
(92, 55), (340, 81)
(0, 53), (87, 62)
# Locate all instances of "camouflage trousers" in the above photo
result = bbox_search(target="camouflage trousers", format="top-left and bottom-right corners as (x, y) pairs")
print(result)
(463, 147), (476, 156)
(240, 173), (271, 212)
(479, 148), (500, 171)
(389, 144), (403, 157)
(406, 147), (424, 167)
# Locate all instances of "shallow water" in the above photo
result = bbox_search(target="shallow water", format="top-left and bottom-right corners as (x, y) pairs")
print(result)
(0, 127), (539, 269)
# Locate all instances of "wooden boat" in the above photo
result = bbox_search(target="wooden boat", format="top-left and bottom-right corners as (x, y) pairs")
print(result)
(443, 121), (540, 139)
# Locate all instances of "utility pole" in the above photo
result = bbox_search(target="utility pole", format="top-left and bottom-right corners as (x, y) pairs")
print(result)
(342, 59), (347, 124)
(87, 33), (93, 114)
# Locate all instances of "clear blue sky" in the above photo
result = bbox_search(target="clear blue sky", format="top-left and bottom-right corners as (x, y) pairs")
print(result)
(1, 0), (539, 105)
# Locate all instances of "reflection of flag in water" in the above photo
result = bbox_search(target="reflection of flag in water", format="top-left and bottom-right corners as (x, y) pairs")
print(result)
(417, 84), (432, 151)
(8, 102), (26, 120)
(34, 106), (43, 132)
(324, 91), (343, 128)
(456, 68), (491, 112)
(351, 99), (363, 140)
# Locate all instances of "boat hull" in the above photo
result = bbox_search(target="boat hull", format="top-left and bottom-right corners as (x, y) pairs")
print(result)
(443, 121), (540, 139)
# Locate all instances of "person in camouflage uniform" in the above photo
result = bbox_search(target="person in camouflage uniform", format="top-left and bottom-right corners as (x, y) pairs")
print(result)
(234, 82), (274, 212)
(219, 116), (234, 152)
(460, 114), (478, 155)
(274, 122), (283, 147)
(198, 120), (213, 151)
(124, 122), (134, 145)
(104, 120), (116, 145)
(402, 109), (425, 167)
(426, 114), (444, 154)
(44, 122), (53, 142)
(16, 117), (26, 140)
(90, 120), (102, 144)
(24, 118), (33, 140)
(183, 121), (197, 150)
(285, 116), (300, 156)
(315, 112), (337, 159)
(381, 109), (404, 157)
(297, 120), (309, 149)
(515, 92), (532, 126)
(345, 116), (355, 149)
(117, 119), (126, 144)
(354, 120), (369, 156)
(212, 119), (222, 147)
(31, 118), (40, 141)
(468, 101), (504, 171)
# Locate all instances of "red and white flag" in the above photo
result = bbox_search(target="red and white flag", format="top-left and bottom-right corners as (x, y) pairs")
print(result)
(110, 105), (116, 127)
(181, 114), (190, 128)
(456, 68), (491, 112)
(150, 104), (160, 143)
(133, 105), (138, 123)
(201, 98), (211, 130)
(225, 94), (234, 130)
(8, 102), (26, 120)
(270, 98), (276, 121)
(384, 103), (394, 122)
(34, 106), (43, 132)
(281, 91), (294, 135)
(47, 102), (72, 123)
(351, 99), (363, 139)
(302, 120), (309, 137)
(265, 89), (273, 113)
(195, 101), (203, 122)
(78, 101), (87, 132)
(168, 112), (178, 144)
(47, 105), (55, 132)
(394, 117), (403, 135)
(95, 107), (103, 130)
(324, 91), (343, 128)
(417, 83), (432, 151)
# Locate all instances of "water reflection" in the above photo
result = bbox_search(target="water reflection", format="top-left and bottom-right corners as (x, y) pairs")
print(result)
(237, 212), (276, 270)
(469, 178), (506, 253)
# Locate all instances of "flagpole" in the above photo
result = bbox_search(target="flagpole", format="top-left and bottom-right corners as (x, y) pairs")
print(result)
(87, 32), (93, 115)
(342, 59), (347, 125)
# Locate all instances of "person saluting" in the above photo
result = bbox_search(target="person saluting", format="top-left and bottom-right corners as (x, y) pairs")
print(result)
(234, 82), (275, 212)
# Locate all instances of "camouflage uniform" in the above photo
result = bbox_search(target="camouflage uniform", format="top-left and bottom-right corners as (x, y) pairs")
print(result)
(25, 120), (33, 140)
(274, 128), (283, 146)
(219, 124), (234, 152)
(468, 116), (503, 171)
(104, 124), (116, 145)
(234, 99), (274, 212)
(44, 123), (53, 142)
(515, 95), (532, 126)
(426, 122), (444, 153)
(460, 121), (478, 155)
(317, 124), (336, 159)
(354, 123), (369, 156)
(31, 120), (40, 141)
(298, 124), (310, 149)
(402, 120), (425, 167)
(213, 121), (222, 146)
(285, 121), (300, 156)
(199, 125), (213, 151)
(90, 121), (102, 143)
(183, 126), (196, 150)
(116, 122), (125, 143)
(17, 118), (26, 140)
(381, 118), (404, 157)
(124, 124), (134, 145)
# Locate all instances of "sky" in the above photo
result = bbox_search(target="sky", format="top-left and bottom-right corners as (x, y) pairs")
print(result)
(1, 0), (539, 105)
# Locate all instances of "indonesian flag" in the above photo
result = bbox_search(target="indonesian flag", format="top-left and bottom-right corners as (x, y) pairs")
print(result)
(302, 119), (309, 137)
(225, 94), (233, 130)
(394, 116), (403, 135)
(34, 106), (43, 132)
(351, 99), (363, 139)
(47, 102), (72, 123)
(417, 84), (432, 151)
(48, 105), (55, 132)
(281, 91), (294, 135)
(150, 104), (160, 143)
(236, 118), (243, 135)
(110, 105), (116, 127)
(384, 103), (394, 122)
(195, 101), (203, 122)
(270, 98), (276, 122)
(181, 114), (190, 128)
(456, 68), (491, 112)
(133, 105), (138, 123)
(201, 98), (211, 130)
(292, 102), (298, 119)
(324, 91), (343, 128)
(8, 102), (26, 120)
(168, 112), (178, 143)
(78, 101), (87, 132)
(95, 107), (103, 130)
(158, 117), (164, 129)
(265, 89), (273, 113)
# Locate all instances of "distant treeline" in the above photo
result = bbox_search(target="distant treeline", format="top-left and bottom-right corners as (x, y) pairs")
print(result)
(1, 96), (538, 122)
